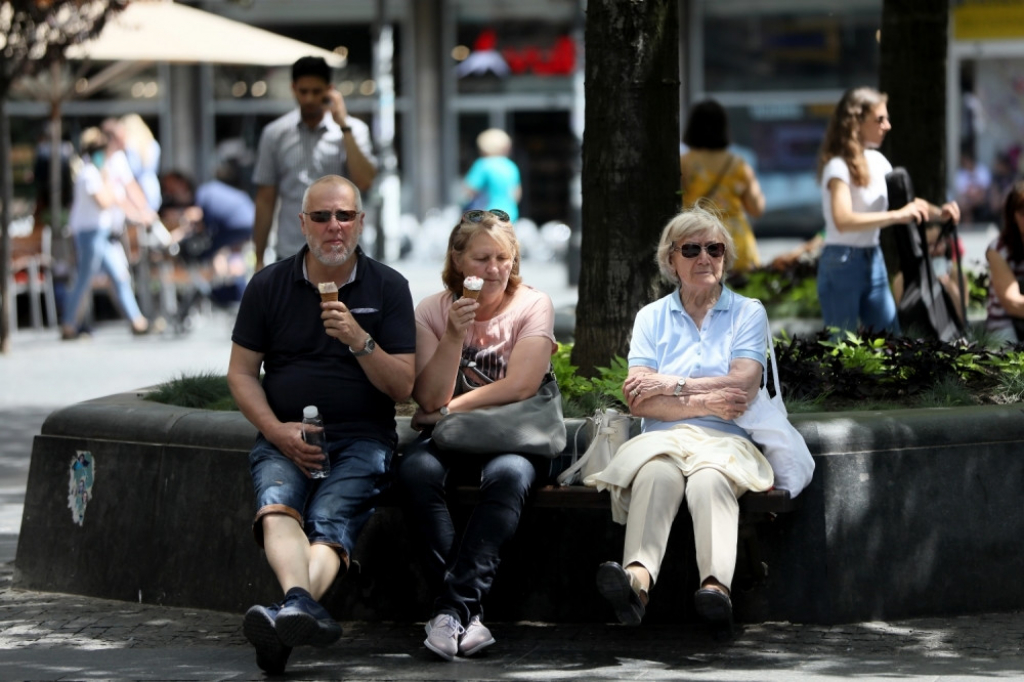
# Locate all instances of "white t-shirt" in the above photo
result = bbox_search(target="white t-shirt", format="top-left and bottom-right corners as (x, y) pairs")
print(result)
(67, 162), (111, 235)
(103, 149), (135, 233)
(820, 149), (893, 248)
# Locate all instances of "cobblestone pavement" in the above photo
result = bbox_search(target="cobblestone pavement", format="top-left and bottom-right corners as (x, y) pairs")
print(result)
(2, 559), (1023, 681)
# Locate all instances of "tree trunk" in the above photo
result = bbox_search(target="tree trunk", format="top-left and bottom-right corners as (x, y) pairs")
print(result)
(878, 0), (949, 276)
(879, 0), (949, 203)
(572, 0), (679, 375)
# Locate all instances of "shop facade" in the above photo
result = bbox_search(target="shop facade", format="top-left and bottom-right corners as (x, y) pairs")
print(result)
(9, 0), (1018, 239)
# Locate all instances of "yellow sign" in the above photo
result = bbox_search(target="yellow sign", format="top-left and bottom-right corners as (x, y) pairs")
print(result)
(955, 2), (1024, 41)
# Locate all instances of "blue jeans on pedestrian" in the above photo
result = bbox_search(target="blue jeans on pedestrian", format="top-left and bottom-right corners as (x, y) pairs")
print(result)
(395, 436), (538, 625)
(817, 244), (901, 335)
(249, 434), (391, 559)
(63, 227), (144, 326)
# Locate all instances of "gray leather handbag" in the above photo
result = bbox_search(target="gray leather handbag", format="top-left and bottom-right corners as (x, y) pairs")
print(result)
(431, 371), (567, 458)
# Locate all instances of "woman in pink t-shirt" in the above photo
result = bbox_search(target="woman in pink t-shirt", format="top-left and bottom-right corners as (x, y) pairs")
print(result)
(396, 209), (556, 661)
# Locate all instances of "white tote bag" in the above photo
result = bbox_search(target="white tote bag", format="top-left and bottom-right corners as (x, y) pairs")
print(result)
(556, 409), (632, 487)
(733, 313), (815, 497)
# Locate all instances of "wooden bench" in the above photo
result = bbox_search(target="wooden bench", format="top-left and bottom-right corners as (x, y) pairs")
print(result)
(382, 418), (800, 598)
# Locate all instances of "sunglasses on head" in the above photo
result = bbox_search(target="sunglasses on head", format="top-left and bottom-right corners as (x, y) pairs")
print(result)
(463, 209), (511, 224)
(304, 210), (360, 223)
(672, 242), (726, 259)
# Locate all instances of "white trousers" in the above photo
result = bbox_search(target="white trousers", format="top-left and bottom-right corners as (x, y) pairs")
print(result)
(623, 457), (742, 589)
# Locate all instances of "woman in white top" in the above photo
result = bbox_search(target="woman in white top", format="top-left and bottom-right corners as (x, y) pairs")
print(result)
(816, 87), (959, 334)
(60, 128), (158, 340)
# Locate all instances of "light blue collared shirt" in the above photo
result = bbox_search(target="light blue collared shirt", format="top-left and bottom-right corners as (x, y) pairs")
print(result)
(628, 286), (767, 439)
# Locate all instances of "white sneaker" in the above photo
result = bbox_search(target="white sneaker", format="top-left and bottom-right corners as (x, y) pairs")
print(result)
(458, 615), (496, 657)
(423, 613), (463, 661)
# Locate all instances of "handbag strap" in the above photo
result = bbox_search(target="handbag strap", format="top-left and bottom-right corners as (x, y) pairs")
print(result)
(736, 300), (782, 401)
(556, 409), (608, 486)
(701, 153), (734, 201)
(764, 316), (782, 401)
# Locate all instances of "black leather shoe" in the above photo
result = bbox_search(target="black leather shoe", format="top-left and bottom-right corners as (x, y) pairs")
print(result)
(596, 562), (647, 625)
(693, 587), (732, 623)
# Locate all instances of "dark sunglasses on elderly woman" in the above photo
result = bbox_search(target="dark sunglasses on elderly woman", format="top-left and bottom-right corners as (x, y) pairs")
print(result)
(463, 209), (511, 223)
(673, 242), (726, 259)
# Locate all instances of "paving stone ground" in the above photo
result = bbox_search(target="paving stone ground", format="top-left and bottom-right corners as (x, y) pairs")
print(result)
(2, 557), (1023, 681)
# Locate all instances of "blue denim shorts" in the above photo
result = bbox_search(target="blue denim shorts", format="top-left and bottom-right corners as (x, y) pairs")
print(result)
(249, 434), (392, 557)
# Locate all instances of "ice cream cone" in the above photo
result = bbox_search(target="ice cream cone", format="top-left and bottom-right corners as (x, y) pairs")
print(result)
(318, 282), (339, 302)
(463, 276), (484, 300)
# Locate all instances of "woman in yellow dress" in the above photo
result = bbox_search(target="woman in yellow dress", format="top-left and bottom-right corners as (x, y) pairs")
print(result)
(680, 100), (766, 273)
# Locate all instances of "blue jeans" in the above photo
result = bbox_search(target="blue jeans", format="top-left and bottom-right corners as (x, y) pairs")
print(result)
(817, 244), (901, 335)
(249, 434), (391, 558)
(396, 436), (538, 625)
(63, 227), (143, 326)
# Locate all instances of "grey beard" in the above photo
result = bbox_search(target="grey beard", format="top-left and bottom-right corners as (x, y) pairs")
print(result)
(312, 242), (353, 267)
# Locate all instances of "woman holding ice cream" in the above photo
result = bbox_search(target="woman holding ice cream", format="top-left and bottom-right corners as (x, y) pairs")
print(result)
(396, 208), (557, 661)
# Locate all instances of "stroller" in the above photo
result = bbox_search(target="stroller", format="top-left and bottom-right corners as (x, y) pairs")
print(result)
(885, 168), (966, 342)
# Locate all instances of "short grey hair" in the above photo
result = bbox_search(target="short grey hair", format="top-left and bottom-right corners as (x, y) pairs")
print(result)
(301, 175), (363, 213)
(655, 203), (736, 285)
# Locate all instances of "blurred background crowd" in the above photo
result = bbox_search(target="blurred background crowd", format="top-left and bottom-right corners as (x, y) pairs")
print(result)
(5, 0), (1024, 340)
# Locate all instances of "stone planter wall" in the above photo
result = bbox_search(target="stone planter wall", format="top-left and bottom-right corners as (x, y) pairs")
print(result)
(14, 392), (1024, 624)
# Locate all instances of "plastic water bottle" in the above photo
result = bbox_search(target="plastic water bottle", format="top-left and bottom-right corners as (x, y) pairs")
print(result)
(302, 405), (329, 479)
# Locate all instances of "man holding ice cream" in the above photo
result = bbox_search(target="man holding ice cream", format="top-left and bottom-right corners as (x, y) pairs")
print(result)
(227, 174), (415, 674)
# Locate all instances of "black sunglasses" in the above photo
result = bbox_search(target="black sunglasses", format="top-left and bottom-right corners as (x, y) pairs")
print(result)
(463, 209), (511, 224)
(673, 242), (726, 259)
(304, 210), (361, 223)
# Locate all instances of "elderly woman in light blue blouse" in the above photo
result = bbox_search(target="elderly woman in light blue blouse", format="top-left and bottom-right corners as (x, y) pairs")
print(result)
(588, 205), (774, 627)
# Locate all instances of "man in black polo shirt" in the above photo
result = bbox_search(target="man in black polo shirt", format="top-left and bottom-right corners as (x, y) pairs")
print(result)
(228, 174), (415, 674)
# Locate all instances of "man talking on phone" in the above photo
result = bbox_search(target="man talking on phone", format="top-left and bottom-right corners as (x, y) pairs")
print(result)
(252, 56), (377, 270)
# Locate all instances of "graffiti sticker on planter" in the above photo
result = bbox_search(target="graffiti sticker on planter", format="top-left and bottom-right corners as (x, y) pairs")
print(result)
(68, 451), (95, 526)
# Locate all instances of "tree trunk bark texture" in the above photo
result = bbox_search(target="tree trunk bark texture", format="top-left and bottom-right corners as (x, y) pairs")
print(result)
(573, 0), (679, 375)
(879, 0), (949, 205)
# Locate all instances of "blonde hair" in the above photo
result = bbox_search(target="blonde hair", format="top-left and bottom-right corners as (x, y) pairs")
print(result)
(655, 203), (736, 285)
(817, 87), (888, 188)
(120, 114), (156, 168)
(476, 128), (512, 157)
(441, 214), (521, 294)
(79, 127), (108, 155)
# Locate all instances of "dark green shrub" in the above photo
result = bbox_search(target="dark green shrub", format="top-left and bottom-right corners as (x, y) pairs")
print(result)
(144, 372), (237, 411)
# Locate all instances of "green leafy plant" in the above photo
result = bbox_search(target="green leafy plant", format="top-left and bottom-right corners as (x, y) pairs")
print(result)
(552, 343), (628, 417)
(145, 333), (1024, 416)
(590, 355), (630, 406)
(552, 342), (595, 401)
(728, 263), (821, 319)
(819, 330), (891, 378)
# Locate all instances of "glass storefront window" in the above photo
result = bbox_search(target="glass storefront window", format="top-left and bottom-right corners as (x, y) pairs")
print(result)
(702, 3), (881, 92)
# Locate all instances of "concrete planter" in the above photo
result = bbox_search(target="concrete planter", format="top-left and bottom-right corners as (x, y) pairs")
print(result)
(15, 391), (1024, 624)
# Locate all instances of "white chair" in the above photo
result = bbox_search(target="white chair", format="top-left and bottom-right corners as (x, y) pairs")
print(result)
(8, 224), (58, 331)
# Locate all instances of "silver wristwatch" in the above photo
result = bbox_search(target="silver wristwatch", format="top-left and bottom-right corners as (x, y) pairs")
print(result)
(349, 335), (376, 357)
(673, 377), (687, 396)
(439, 405), (450, 417)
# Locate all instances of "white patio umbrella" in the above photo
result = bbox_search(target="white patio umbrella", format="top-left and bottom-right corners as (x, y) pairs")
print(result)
(65, 0), (344, 66)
